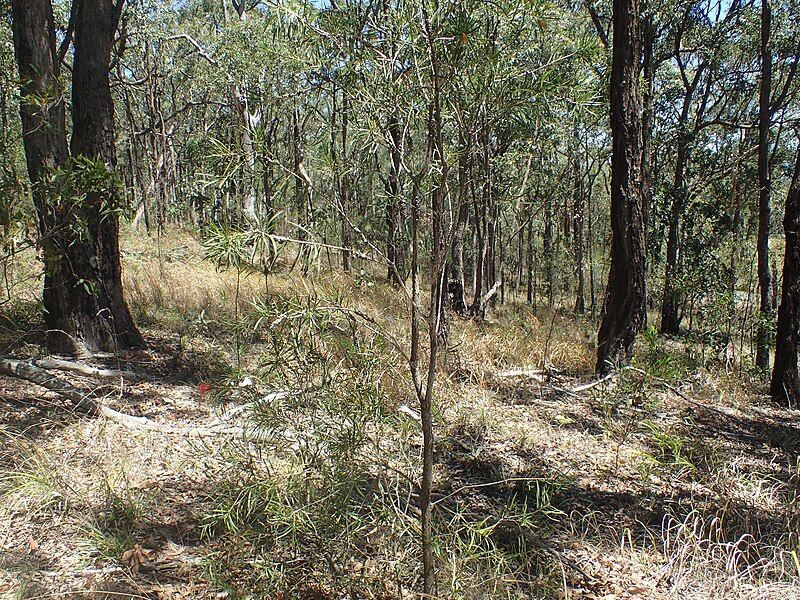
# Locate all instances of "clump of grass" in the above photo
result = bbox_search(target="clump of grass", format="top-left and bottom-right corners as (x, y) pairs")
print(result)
(634, 325), (698, 381)
(641, 420), (721, 480)
(83, 473), (148, 563)
(451, 304), (594, 380)
(660, 506), (798, 597)
(0, 432), (74, 515)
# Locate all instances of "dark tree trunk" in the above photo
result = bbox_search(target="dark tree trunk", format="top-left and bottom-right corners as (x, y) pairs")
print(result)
(771, 144), (800, 406)
(13, 0), (143, 355)
(573, 155), (586, 315)
(756, 0), (773, 370)
(660, 139), (687, 335)
(11, 0), (69, 223)
(640, 15), (654, 259)
(596, 0), (646, 374)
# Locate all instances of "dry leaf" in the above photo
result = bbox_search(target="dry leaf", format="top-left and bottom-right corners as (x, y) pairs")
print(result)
(121, 544), (152, 573)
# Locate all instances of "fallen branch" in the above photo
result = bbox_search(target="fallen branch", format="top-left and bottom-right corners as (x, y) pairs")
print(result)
(569, 371), (617, 393)
(0, 357), (243, 436)
(620, 365), (737, 417)
(484, 368), (548, 382)
(32, 357), (143, 382)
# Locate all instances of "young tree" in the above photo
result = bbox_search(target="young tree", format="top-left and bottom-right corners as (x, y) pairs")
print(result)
(12, 0), (143, 354)
(596, 0), (647, 373)
(770, 140), (800, 406)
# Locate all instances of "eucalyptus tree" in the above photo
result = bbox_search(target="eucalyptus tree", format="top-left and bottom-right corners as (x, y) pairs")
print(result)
(596, 0), (647, 373)
(754, 0), (800, 369)
(12, 0), (144, 354)
(657, 0), (746, 335)
(771, 140), (800, 405)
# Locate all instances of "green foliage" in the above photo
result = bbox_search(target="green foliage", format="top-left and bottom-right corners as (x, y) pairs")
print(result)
(203, 217), (283, 277)
(199, 296), (400, 594)
(635, 325), (698, 381)
(642, 421), (699, 474)
(640, 420), (720, 479)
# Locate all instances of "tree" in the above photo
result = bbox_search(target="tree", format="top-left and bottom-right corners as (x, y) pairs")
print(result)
(756, 0), (773, 370)
(12, 0), (143, 354)
(771, 140), (800, 406)
(596, 0), (647, 373)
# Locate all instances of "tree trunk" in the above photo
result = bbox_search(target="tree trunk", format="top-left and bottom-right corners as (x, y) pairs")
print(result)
(526, 218), (534, 306)
(340, 92), (351, 272)
(756, 0), (773, 370)
(13, 0), (144, 355)
(470, 155), (486, 316)
(573, 154), (586, 315)
(449, 144), (469, 314)
(544, 191), (554, 308)
(660, 66), (705, 335)
(771, 142), (800, 406)
(640, 15), (654, 259)
(11, 0), (69, 229)
(596, 0), (646, 374)
(660, 138), (687, 335)
(386, 116), (406, 286)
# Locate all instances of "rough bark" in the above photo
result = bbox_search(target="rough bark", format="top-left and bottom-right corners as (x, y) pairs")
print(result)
(770, 143), (800, 406)
(13, 0), (143, 356)
(595, 0), (646, 374)
(11, 0), (70, 232)
(386, 116), (406, 286)
(56, 0), (143, 355)
(640, 15), (654, 257)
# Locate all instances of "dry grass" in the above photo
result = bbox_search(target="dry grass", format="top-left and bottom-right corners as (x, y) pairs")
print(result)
(0, 228), (798, 599)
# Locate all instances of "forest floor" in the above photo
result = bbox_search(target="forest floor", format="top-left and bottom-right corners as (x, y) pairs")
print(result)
(1, 231), (799, 599)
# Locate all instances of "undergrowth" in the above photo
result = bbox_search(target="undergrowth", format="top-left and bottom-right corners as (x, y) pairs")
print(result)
(1, 230), (799, 599)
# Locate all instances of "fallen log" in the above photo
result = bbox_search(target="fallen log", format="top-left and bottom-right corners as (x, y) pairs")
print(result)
(0, 357), (242, 436)
(31, 357), (144, 382)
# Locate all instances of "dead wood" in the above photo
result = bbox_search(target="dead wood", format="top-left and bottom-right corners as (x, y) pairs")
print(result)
(32, 357), (144, 381)
(0, 357), (243, 436)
